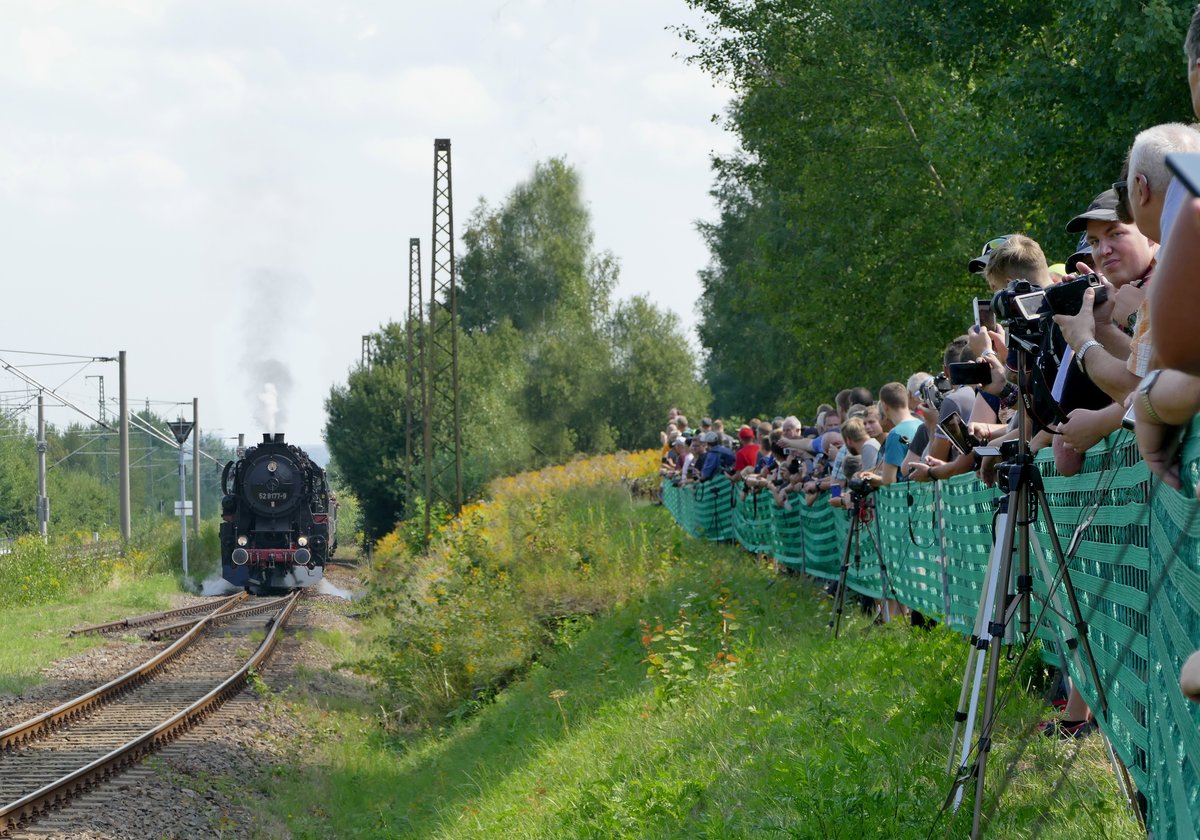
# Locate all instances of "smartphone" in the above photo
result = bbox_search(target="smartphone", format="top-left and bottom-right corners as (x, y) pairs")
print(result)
(830, 485), (842, 499)
(975, 446), (1002, 457)
(973, 297), (998, 333)
(949, 361), (993, 386)
(1121, 402), (1136, 431)
(1167, 152), (1200, 197)
(937, 411), (979, 456)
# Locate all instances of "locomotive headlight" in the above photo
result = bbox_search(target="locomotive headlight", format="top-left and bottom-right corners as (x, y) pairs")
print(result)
(297, 535), (308, 547)
(267, 461), (278, 472)
(237, 535), (248, 546)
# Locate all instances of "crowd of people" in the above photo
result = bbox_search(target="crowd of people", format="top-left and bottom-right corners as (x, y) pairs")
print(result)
(661, 4), (1200, 759)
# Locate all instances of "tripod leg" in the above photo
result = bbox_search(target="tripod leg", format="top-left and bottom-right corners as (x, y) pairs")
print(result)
(828, 515), (857, 639)
(1029, 490), (1142, 824)
(1032, 488), (1110, 718)
(1028, 534), (1087, 685)
(949, 508), (1009, 808)
(971, 490), (1020, 838)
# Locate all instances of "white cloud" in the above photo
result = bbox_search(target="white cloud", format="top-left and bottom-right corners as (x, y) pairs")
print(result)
(642, 69), (732, 110)
(632, 119), (724, 167)
(0, 132), (193, 218)
(361, 135), (433, 173)
(300, 65), (495, 125)
(18, 27), (77, 84)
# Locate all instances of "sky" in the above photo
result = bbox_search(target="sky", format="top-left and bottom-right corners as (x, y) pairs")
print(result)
(0, 0), (736, 449)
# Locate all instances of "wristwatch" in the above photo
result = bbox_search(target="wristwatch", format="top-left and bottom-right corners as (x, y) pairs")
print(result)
(1075, 339), (1101, 375)
(1138, 369), (1165, 424)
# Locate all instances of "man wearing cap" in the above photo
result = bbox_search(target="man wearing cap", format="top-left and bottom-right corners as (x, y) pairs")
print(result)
(698, 431), (735, 482)
(1051, 190), (1159, 469)
(732, 425), (760, 474)
(967, 235), (1011, 279)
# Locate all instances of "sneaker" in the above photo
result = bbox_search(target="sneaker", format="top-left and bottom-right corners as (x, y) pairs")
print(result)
(1038, 718), (1096, 739)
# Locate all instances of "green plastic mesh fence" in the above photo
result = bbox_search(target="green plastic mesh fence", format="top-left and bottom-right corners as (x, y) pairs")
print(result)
(661, 428), (1200, 837)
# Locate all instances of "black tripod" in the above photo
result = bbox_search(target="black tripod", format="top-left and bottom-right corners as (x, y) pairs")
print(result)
(828, 489), (897, 639)
(942, 338), (1127, 837)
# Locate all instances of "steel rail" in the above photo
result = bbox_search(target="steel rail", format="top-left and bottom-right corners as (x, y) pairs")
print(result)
(0, 593), (248, 750)
(0, 590), (302, 835)
(68, 593), (245, 637)
(142, 594), (291, 640)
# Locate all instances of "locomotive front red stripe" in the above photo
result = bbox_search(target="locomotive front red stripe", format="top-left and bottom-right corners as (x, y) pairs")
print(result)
(245, 548), (304, 564)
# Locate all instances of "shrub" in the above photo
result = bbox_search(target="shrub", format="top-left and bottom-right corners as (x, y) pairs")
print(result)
(355, 450), (661, 729)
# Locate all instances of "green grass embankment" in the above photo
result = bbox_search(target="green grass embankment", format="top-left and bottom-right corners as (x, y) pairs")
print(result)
(263, 482), (1137, 839)
(0, 519), (222, 694)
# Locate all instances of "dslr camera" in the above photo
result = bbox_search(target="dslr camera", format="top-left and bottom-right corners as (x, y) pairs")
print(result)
(918, 373), (952, 410)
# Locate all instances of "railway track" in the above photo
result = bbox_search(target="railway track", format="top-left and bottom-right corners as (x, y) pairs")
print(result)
(67, 592), (247, 637)
(0, 590), (303, 836)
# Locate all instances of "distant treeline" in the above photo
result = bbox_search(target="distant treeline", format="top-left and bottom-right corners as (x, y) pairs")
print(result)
(325, 159), (709, 539)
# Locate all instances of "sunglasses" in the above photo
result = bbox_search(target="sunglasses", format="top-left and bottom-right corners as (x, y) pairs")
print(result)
(1112, 179), (1133, 224)
(978, 235), (1011, 257)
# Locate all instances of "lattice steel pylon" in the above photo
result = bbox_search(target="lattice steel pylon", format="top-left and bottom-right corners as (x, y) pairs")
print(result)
(404, 237), (424, 518)
(423, 138), (464, 543)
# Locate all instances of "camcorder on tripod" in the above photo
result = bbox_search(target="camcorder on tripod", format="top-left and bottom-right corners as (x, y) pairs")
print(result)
(827, 476), (902, 639)
(941, 277), (1139, 837)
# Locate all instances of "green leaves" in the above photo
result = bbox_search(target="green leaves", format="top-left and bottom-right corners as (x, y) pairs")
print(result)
(685, 0), (1193, 415)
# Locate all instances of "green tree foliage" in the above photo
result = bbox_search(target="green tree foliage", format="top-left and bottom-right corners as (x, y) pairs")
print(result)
(458, 158), (614, 333)
(326, 158), (709, 539)
(680, 0), (1194, 416)
(0, 412), (232, 538)
(325, 323), (412, 540)
(608, 296), (712, 450)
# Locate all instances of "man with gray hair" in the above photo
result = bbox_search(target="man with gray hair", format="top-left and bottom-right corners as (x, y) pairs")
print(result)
(1122, 123), (1200, 377)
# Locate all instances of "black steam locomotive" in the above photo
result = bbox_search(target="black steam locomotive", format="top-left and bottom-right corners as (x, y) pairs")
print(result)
(220, 433), (337, 593)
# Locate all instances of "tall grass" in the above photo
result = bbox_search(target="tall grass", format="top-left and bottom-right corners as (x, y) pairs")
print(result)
(264, 467), (1137, 839)
(0, 518), (222, 609)
(355, 450), (662, 728)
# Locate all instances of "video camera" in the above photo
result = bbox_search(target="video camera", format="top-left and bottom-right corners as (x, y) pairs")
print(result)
(991, 275), (1108, 335)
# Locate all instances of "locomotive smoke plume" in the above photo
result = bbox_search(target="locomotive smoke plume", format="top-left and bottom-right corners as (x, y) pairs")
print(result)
(257, 382), (281, 435)
(249, 356), (294, 436)
(242, 269), (307, 436)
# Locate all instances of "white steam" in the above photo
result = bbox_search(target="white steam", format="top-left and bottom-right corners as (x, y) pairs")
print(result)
(257, 383), (280, 435)
(241, 269), (307, 437)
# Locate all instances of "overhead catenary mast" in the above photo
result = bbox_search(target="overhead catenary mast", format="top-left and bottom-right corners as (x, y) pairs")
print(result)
(405, 237), (424, 519)
(422, 138), (464, 544)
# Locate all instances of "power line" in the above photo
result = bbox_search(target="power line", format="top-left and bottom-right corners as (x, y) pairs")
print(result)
(0, 349), (116, 361)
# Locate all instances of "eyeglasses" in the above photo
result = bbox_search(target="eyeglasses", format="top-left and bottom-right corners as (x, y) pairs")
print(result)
(1112, 180), (1132, 224)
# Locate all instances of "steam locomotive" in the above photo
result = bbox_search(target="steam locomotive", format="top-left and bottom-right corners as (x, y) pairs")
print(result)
(220, 433), (337, 593)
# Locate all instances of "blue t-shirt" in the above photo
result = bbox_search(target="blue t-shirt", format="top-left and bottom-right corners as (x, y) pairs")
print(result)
(883, 418), (922, 467)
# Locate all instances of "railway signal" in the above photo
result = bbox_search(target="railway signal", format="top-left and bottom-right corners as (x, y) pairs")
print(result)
(168, 418), (193, 578)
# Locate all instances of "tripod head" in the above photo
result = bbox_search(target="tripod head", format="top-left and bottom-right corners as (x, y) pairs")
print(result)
(844, 479), (877, 523)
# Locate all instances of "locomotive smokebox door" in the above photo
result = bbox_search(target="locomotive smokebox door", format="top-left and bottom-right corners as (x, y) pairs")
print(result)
(247, 458), (298, 516)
